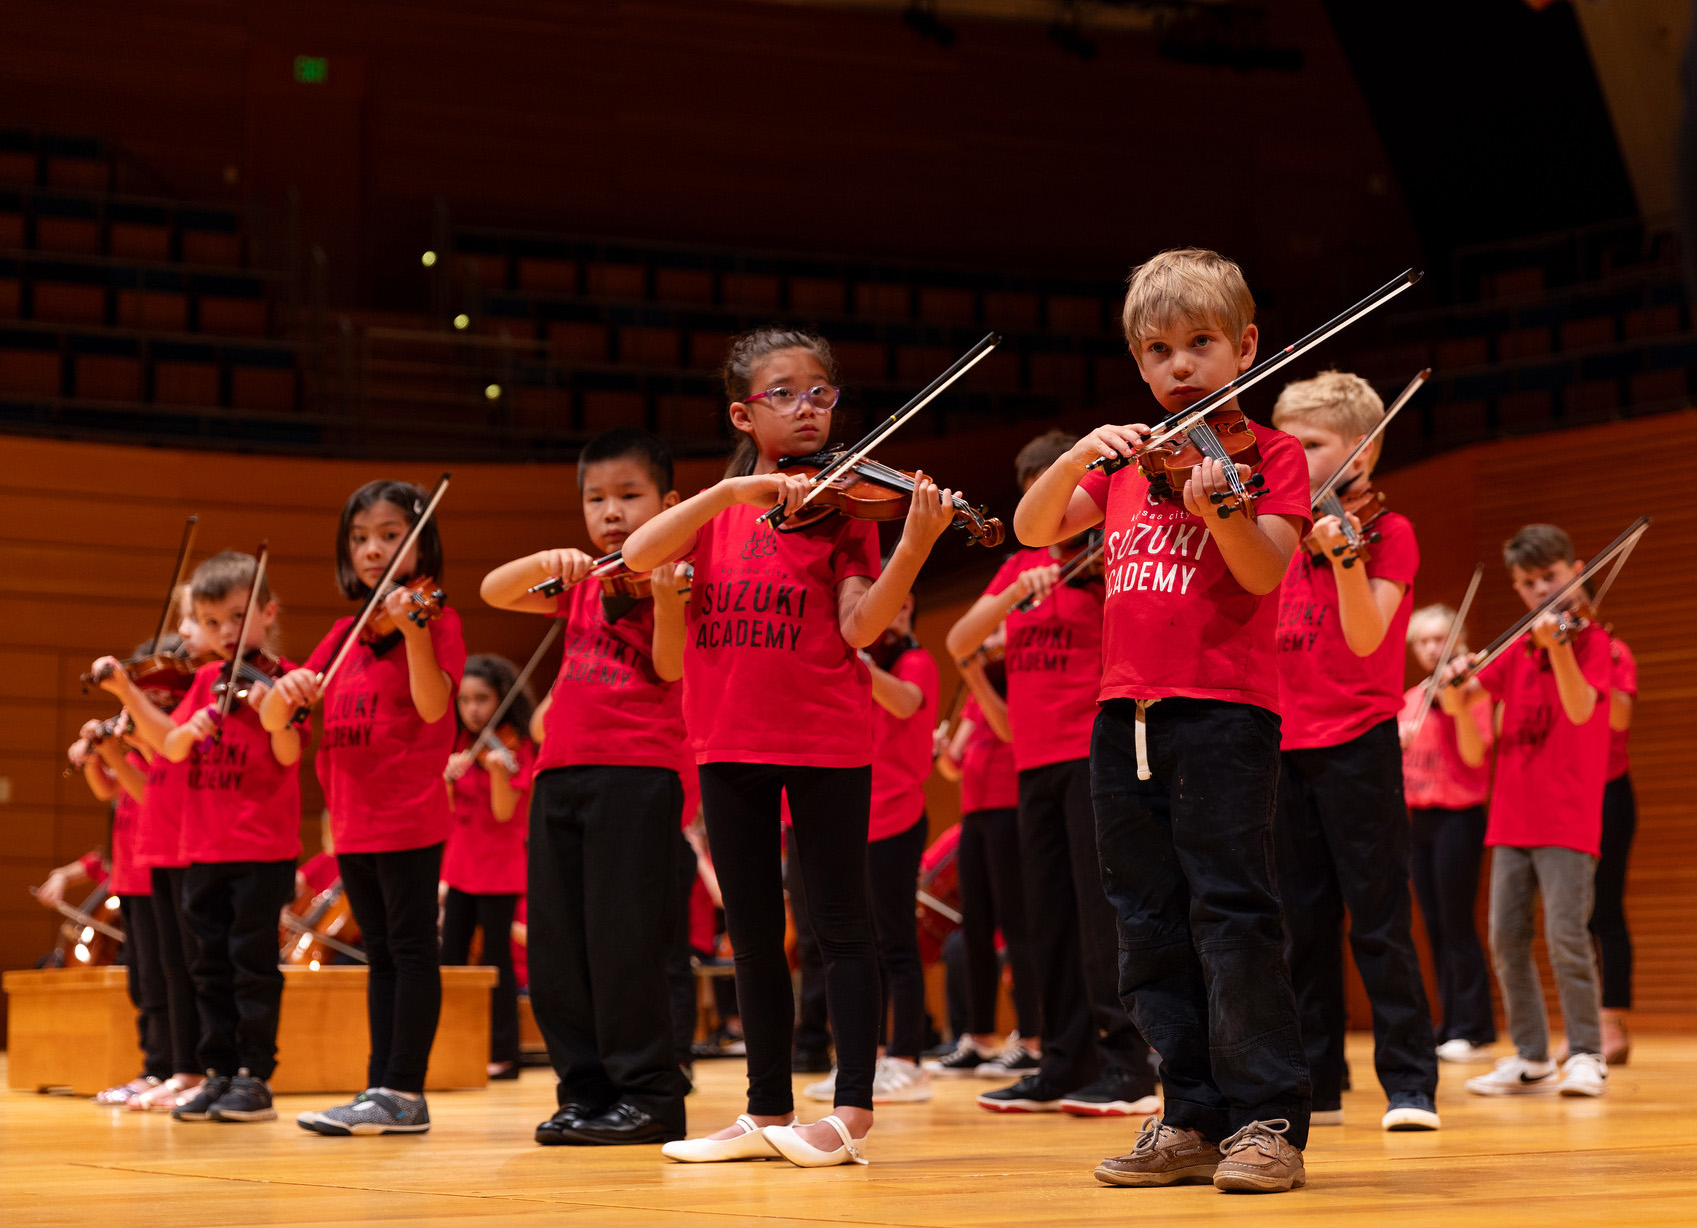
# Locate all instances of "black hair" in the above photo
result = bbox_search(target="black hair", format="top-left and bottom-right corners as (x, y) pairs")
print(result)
(334, 480), (446, 602)
(720, 327), (839, 478)
(458, 653), (535, 739)
(578, 427), (675, 495)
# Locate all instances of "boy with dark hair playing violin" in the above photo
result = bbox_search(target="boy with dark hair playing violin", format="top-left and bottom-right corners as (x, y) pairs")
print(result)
(1015, 248), (1313, 1193)
(97, 550), (303, 1123)
(1267, 370), (1440, 1132)
(946, 429), (1157, 1119)
(1448, 524), (1612, 1099)
(481, 425), (692, 1146)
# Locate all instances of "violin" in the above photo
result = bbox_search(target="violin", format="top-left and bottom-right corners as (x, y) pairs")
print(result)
(1134, 407), (1268, 516)
(280, 879), (364, 967)
(915, 827), (962, 967)
(211, 648), (289, 705)
(594, 560), (693, 601)
(1551, 594), (1600, 645)
(475, 724), (523, 775)
(82, 646), (214, 709)
(1012, 530), (1105, 613)
(773, 450), (1005, 548)
(1309, 478), (1389, 570)
(360, 575), (445, 644)
(50, 879), (124, 967)
(867, 629), (919, 674)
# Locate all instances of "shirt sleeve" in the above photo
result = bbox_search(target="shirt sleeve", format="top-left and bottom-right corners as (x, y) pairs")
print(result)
(302, 620), (348, 676)
(985, 552), (1024, 598)
(1254, 429), (1315, 533)
(831, 519), (883, 584)
(1365, 512), (1420, 589)
(1080, 466), (1110, 512)
(895, 648), (940, 720)
(1611, 637), (1638, 697)
(1576, 626), (1614, 699)
(1474, 650), (1512, 700)
(77, 849), (106, 880)
(430, 607), (470, 690)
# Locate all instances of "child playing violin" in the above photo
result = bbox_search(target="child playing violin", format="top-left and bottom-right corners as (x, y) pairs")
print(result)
(98, 551), (302, 1123)
(1589, 627), (1638, 1064)
(1268, 370), (1439, 1132)
(440, 652), (535, 1082)
(622, 327), (955, 1167)
(480, 426), (691, 1146)
(264, 481), (466, 1136)
(1015, 248), (1313, 1193)
(946, 431), (1153, 1117)
(1450, 524), (1612, 1099)
(1400, 603), (1496, 1064)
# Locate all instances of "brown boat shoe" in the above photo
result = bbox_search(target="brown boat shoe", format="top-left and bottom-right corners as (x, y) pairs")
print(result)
(1094, 1117), (1222, 1187)
(1212, 1119), (1306, 1193)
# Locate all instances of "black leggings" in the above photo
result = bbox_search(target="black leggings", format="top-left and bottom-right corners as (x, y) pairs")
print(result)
(440, 887), (520, 1065)
(118, 894), (171, 1080)
(699, 762), (878, 1114)
(957, 806), (1041, 1037)
(150, 866), (200, 1073)
(1590, 773), (1637, 1009)
(866, 815), (928, 1061)
(1408, 806), (1495, 1045)
(337, 843), (444, 1094)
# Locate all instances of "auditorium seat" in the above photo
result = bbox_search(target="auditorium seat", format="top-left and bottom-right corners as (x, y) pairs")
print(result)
(918, 287), (975, 326)
(229, 360), (297, 412)
(1559, 316), (1615, 351)
(546, 321), (610, 362)
(1623, 303), (1683, 340)
(115, 289), (188, 331)
(197, 295), (269, 337)
(1434, 335), (1489, 368)
(1628, 367), (1687, 408)
(789, 276), (846, 315)
(1430, 398), (1490, 443)
(152, 356), (220, 406)
(687, 330), (732, 372)
(984, 290), (1040, 332)
(32, 196), (99, 255)
(455, 253), (506, 289)
(581, 389), (645, 433)
(1047, 295), (1104, 335)
(0, 336), (62, 395)
(831, 339), (887, 383)
(1495, 388), (1554, 432)
(31, 280), (106, 326)
(1563, 377), (1621, 423)
(515, 257), (577, 293)
(586, 262), (645, 300)
(854, 282), (909, 321)
(74, 351), (143, 401)
(655, 393), (721, 440)
(0, 278), (18, 319)
(1497, 326), (1552, 360)
(723, 273), (779, 310)
(655, 267), (714, 305)
(177, 211), (242, 266)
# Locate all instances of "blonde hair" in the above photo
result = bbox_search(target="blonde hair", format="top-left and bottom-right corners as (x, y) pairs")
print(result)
(1407, 602), (1468, 652)
(1121, 248), (1256, 350)
(1272, 370), (1385, 469)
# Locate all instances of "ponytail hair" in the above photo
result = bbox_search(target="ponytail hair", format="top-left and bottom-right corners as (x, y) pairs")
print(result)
(720, 327), (839, 478)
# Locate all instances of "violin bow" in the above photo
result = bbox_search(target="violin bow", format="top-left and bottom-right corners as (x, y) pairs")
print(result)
(1451, 516), (1652, 684)
(29, 889), (128, 944)
(527, 550), (625, 600)
(150, 514), (199, 653)
(208, 541), (268, 740)
(1012, 531), (1105, 613)
(1407, 563), (1484, 743)
(1087, 269), (1423, 476)
(465, 621), (562, 763)
(1313, 368), (1432, 509)
(760, 332), (1002, 529)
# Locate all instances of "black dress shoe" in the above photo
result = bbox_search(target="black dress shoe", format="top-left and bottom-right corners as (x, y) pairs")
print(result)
(555, 1101), (684, 1146)
(534, 1100), (605, 1146)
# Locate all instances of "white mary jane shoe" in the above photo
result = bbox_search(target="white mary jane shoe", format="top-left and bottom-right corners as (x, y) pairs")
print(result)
(764, 1115), (869, 1167)
(661, 1114), (789, 1163)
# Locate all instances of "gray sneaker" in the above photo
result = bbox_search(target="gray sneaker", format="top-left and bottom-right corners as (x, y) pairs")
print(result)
(299, 1089), (430, 1135)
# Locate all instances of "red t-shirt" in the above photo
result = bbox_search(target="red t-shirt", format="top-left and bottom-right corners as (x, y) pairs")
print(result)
(985, 548), (1104, 771)
(868, 644), (939, 841)
(536, 579), (687, 772)
(1275, 511), (1419, 749)
(304, 607), (468, 854)
(174, 661), (304, 865)
(76, 849), (107, 882)
(684, 503), (882, 768)
(110, 751), (150, 895)
(298, 850), (339, 895)
(1399, 687), (1493, 811)
(134, 752), (189, 870)
(442, 730), (534, 895)
(512, 895), (528, 990)
(959, 695), (1020, 815)
(1607, 634), (1636, 781)
(1080, 427), (1312, 711)
(1476, 623), (1613, 856)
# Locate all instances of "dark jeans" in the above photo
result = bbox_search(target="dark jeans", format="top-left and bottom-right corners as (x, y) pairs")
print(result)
(958, 806), (1041, 1037)
(1409, 806), (1495, 1044)
(1092, 698), (1311, 1148)
(151, 866), (200, 1073)
(180, 860), (296, 1080)
(118, 893), (171, 1080)
(699, 762), (878, 1114)
(866, 814), (928, 1061)
(1275, 719), (1438, 1108)
(338, 843), (444, 1094)
(1591, 773), (1637, 1009)
(666, 825), (699, 1065)
(1019, 757), (1152, 1093)
(440, 887), (521, 1066)
(527, 765), (684, 1127)
(787, 838), (832, 1056)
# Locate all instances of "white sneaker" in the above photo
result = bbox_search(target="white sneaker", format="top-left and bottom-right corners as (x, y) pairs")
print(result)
(803, 1067), (837, 1102)
(924, 1034), (996, 1077)
(1557, 1052), (1608, 1097)
(1465, 1055), (1558, 1096)
(872, 1057), (934, 1103)
(975, 1031), (1042, 1080)
(1435, 1039), (1495, 1064)
(1310, 1107), (1345, 1126)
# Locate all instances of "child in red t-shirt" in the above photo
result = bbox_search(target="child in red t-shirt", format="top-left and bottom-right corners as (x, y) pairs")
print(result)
(1015, 249), (1313, 1193)
(623, 327), (955, 1167)
(482, 427), (692, 1146)
(1400, 604), (1496, 1063)
(440, 653), (535, 1082)
(1450, 525), (1613, 1099)
(1587, 630), (1637, 1063)
(947, 431), (1154, 1118)
(1268, 370), (1439, 1132)
(101, 551), (303, 1123)
(265, 482), (466, 1136)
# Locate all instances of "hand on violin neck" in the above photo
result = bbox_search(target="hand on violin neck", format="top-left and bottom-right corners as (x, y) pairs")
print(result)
(1180, 457), (1255, 521)
(1008, 563), (1061, 610)
(444, 749), (475, 783)
(383, 584), (431, 639)
(1528, 610), (1570, 652)
(261, 668), (320, 731)
(898, 471), (956, 553)
(541, 548), (597, 589)
(1307, 512), (1361, 565)
(649, 560), (690, 612)
(89, 655), (131, 697)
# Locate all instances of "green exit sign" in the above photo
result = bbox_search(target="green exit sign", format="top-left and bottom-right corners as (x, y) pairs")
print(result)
(293, 55), (328, 85)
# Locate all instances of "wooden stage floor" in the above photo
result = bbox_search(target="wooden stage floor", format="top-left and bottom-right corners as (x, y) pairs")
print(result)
(3, 1034), (1696, 1227)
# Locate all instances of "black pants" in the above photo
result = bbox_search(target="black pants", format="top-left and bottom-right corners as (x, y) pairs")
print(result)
(958, 806), (1041, 1037)
(338, 843), (443, 1094)
(1275, 719), (1438, 1108)
(1018, 757), (1151, 1093)
(1409, 806), (1495, 1044)
(665, 826), (699, 1065)
(118, 893), (171, 1080)
(1591, 773), (1637, 1009)
(180, 860), (296, 1080)
(1093, 699), (1312, 1148)
(942, 928), (970, 1036)
(440, 887), (521, 1066)
(151, 866), (200, 1073)
(699, 762), (878, 1114)
(528, 765), (684, 1127)
(786, 835), (833, 1055)
(866, 814), (928, 1061)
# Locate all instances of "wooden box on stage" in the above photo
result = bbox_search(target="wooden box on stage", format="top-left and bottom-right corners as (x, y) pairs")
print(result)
(4, 965), (498, 1096)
